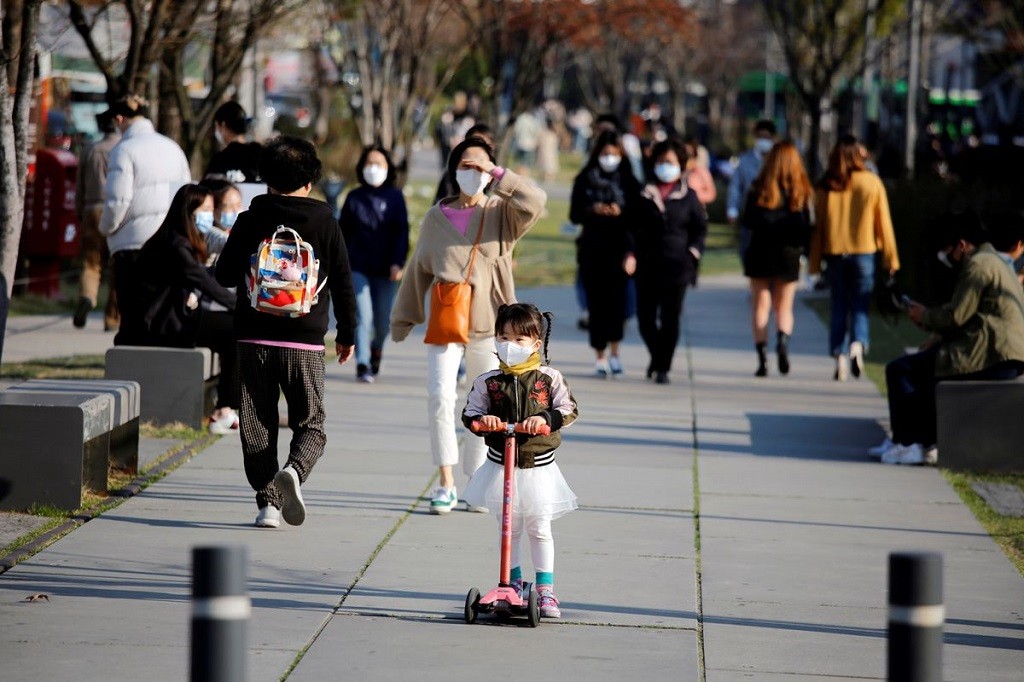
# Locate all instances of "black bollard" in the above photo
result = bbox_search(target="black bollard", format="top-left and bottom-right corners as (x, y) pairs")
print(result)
(887, 552), (943, 682)
(191, 546), (249, 682)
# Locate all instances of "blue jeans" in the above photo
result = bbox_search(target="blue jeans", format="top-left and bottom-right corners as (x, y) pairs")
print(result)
(825, 254), (874, 356)
(351, 271), (396, 367)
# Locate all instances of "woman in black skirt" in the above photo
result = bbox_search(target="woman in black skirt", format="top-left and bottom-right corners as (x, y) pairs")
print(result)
(742, 141), (812, 376)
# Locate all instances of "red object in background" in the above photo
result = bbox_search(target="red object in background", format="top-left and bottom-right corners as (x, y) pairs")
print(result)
(20, 149), (81, 297)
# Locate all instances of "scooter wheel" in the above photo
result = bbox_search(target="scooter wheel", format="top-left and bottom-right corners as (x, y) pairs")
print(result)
(465, 588), (480, 624)
(527, 587), (540, 627)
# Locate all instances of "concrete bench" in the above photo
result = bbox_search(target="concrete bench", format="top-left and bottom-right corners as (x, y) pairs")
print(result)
(936, 378), (1024, 473)
(105, 346), (219, 429)
(6, 379), (141, 474)
(0, 392), (112, 511)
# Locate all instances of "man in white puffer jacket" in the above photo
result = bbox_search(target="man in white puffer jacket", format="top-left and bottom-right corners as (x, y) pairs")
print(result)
(99, 94), (192, 345)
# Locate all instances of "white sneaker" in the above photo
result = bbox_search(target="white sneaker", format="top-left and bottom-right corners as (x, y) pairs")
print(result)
(465, 503), (489, 513)
(209, 408), (239, 435)
(608, 356), (624, 377)
(255, 506), (281, 528)
(881, 442), (926, 465)
(274, 466), (306, 525)
(850, 342), (864, 379)
(429, 486), (457, 514)
(834, 354), (849, 381)
(868, 437), (895, 458)
(595, 359), (610, 378)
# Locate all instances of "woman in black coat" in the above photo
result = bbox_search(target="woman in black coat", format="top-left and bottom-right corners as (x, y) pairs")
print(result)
(629, 138), (708, 384)
(569, 129), (641, 377)
(120, 183), (239, 432)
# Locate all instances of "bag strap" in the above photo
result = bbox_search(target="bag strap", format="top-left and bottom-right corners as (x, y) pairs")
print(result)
(463, 205), (485, 284)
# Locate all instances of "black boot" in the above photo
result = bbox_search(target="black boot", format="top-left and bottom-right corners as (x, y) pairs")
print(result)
(755, 342), (768, 377)
(777, 332), (791, 375)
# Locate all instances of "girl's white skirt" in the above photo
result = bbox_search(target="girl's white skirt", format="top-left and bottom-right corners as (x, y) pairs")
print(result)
(463, 459), (577, 520)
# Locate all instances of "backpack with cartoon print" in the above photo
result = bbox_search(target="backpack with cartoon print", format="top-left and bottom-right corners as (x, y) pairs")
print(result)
(247, 226), (326, 317)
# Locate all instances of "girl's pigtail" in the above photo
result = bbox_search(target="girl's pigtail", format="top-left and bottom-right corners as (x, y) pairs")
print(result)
(541, 311), (554, 364)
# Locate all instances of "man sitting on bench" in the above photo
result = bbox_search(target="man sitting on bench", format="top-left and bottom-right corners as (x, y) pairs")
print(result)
(874, 210), (1024, 465)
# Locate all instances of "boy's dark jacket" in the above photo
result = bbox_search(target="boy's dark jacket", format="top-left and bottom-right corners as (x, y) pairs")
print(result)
(462, 365), (578, 468)
(215, 193), (356, 346)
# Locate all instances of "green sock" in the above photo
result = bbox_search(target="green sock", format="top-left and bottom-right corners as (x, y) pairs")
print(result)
(536, 571), (553, 587)
(510, 566), (523, 582)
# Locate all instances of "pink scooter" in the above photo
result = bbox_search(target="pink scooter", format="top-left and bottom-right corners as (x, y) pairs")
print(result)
(464, 420), (551, 627)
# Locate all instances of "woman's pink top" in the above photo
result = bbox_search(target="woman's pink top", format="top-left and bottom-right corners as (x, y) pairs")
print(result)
(439, 167), (505, 236)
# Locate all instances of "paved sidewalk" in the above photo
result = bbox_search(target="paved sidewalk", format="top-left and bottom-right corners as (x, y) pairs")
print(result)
(0, 278), (1022, 681)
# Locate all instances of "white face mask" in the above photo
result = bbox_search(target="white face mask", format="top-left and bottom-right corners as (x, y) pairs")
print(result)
(456, 168), (491, 197)
(937, 249), (954, 269)
(495, 339), (536, 366)
(654, 163), (681, 184)
(214, 127), (225, 147)
(598, 154), (621, 173)
(363, 165), (388, 187)
(754, 138), (774, 155)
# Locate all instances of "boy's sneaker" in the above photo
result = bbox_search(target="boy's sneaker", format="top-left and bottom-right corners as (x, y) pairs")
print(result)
(274, 466), (306, 525)
(595, 359), (610, 378)
(254, 506), (281, 528)
(867, 437), (895, 459)
(537, 587), (561, 618)
(608, 356), (624, 377)
(881, 442), (926, 465)
(429, 486), (457, 514)
(850, 342), (864, 379)
(209, 408), (240, 435)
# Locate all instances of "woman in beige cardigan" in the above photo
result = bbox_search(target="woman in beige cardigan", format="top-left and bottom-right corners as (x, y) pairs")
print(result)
(390, 136), (547, 514)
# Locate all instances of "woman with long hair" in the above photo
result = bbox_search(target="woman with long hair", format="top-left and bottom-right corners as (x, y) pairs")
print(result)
(122, 183), (239, 432)
(810, 135), (900, 381)
(569, 129), (641, 376)
(743, 141), (813, 376)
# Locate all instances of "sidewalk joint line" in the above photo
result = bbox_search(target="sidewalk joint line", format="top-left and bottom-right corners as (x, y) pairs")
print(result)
(684, 323), (707, 682)
(278, 474), (438, 681)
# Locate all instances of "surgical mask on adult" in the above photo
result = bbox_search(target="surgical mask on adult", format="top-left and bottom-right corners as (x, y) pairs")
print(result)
(214, 127), (225, 147)
(937, 249), (954, 269)
(456, 168), (491, 197)
(363, 165), (388, 187)
(598, 154), (621, 173)
(654, 163), (681, 184)
(194, 211), (215, 234)
(754, 138), (774, 155)
(495, 339), (536, 366)
(219, 211), (238, 229)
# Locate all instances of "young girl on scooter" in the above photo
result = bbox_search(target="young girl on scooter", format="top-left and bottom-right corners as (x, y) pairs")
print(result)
(462, 303), (579, 618)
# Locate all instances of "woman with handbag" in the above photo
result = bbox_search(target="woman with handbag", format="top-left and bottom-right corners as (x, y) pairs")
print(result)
(118, 183), (239, 431)
(390, 135), (547, 514)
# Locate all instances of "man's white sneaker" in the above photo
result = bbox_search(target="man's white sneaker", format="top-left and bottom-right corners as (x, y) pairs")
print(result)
(255, 506), (281, 528)
(868, 437), (895, 458)
(274, 466), (306, 525)
(850, 341), (864, 379)
(429, 486), (457, 514)
(881, 442), (925, 465)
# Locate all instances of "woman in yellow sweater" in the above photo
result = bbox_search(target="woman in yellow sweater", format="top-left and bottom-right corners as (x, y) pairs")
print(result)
(810, 135), (900, 380)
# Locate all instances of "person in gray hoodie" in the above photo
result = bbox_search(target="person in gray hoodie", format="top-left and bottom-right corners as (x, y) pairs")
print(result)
(99, 94), (192, 346)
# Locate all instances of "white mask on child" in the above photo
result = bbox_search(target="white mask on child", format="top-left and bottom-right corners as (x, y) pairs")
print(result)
(456, 168), (491, 197)
(495, 340), (536, 366)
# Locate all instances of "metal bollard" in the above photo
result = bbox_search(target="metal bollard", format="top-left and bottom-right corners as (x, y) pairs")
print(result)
(191, 546), (249, 682)
(887, 552), (943, 682)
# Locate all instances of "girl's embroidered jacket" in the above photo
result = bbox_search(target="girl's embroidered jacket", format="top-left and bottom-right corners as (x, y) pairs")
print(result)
(462, 366), (578, 468)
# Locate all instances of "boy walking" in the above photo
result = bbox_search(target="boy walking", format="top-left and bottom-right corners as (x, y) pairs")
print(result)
(216, 136), (356, 528)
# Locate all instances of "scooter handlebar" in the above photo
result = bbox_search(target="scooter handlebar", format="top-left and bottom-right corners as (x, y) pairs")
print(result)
(470, 420), (551, 436)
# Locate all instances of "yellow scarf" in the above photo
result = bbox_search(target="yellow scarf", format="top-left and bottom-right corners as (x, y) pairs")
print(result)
(498, 351), (542, 376)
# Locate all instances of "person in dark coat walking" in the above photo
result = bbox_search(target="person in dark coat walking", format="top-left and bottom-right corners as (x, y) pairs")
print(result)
(629, 138), (708, 384)
(569, 129), (641, 377)
(742, 141), (813, 377)
(339, 145), (410, 382)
